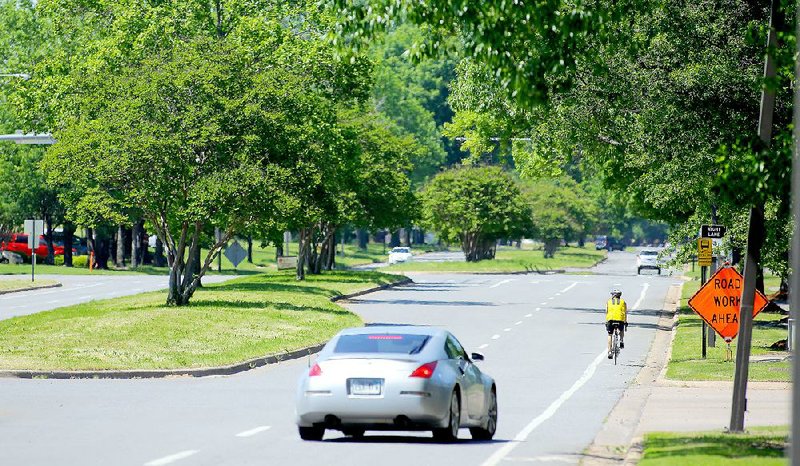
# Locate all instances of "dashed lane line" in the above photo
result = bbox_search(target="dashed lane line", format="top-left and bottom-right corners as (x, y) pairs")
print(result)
(235, 426), (272, 437)
(560, 282), (579, 293)
(144, 450), (199, 466)
(535, 307), (541, 311)
(478, 344), (489, 349)
(515, 321), (523, 325)
(525, 313), (533, 318)
(503, 328), (512, 332)
(491, 334), (500, 340)
(490, 279), (515, 289)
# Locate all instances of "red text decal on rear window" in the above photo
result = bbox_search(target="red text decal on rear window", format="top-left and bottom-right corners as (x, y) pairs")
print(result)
(367, 335), (403, 340)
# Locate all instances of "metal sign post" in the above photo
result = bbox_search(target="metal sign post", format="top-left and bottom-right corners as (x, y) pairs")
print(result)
(23, 219), (43, 282)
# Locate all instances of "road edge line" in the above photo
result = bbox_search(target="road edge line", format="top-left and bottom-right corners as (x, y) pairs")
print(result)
(0, 282), (62, 295)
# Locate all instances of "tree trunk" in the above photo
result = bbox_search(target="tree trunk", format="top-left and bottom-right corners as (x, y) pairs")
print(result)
(44, 215), (55, 265)
(404, 227), (411, 246)
(357, 229), (368, 250)
(116, 224), (125, 268)
(63, 222), (75, 267)
(296, 228), (306, 280)
(131, 220), (143, 268)
(247, 235), (253, 263)
(154, 237), (166, 267)
(94, 229), (110, 269)
(544, 239), (559, 258)
(389, 230), (401, 247)
(276, 245), (284, 258)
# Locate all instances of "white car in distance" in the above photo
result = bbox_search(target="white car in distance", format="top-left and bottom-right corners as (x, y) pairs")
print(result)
(637, 250), (661, 275)
(388, 247), (412, 265)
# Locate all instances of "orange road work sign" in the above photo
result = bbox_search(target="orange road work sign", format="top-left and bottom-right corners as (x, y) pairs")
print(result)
(687, 267), (769, 342)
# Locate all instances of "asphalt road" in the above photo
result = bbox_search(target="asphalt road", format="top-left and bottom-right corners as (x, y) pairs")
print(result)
(0, 274), (233, 321)
(0, 250), (680, 466)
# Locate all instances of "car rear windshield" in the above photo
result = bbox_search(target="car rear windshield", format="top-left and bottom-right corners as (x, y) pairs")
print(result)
(391, 248), (409, 253)
(334, 334), (430, 355)
(13, 235), (28, 244)
(640, 251), (658, 256)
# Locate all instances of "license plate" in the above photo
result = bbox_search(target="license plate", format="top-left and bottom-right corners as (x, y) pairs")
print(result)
(348, 378), (383, 396)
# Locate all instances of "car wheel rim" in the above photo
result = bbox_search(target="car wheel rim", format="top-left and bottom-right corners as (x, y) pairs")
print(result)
(450, 394), (460, 438)
(487, 393), (497, 434)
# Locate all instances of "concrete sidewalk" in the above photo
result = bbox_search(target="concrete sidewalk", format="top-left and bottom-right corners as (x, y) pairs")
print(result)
(582, 283), (791, 465)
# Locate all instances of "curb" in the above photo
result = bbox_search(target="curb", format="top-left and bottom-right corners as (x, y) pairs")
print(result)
(330, 277), (413, 301)
(0, 282), (62, 295)
(0, 276), (414, 380)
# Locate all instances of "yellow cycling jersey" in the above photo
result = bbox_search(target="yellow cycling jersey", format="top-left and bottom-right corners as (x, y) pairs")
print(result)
(606, 297), (627, 322)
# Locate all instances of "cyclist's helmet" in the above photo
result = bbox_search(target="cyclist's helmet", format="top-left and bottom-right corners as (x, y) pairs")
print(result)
(610, 288), (622, 298)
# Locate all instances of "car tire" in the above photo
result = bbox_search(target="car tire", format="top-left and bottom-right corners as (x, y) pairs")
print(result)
(657, 268), (661, 275)
(298, 426), (325, 441)
(637, 267), (641, 275)
(470, 388), (497, 441)
(433, 390), (460, 443)
(342, 428), (365, 439)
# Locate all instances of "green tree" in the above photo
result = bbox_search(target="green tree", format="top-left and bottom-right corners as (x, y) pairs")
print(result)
(524, 177), (597, 257)
(421, 166), (532, 261)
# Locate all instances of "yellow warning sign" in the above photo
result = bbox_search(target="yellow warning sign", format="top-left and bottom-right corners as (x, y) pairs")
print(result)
(698, 238), (712, 267)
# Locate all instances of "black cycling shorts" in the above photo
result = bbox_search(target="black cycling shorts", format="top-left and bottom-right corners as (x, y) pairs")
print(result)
(606, 320), (625, 335)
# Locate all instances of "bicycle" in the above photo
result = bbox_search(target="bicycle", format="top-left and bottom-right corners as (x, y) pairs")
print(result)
(610, 323), (622, 365)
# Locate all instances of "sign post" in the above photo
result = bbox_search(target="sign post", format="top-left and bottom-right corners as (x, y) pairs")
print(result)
(23, 219), (43, 282)
(697, 238), (713, 357)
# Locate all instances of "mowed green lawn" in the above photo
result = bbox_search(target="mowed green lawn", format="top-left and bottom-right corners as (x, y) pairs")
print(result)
(0, 278), (59, 292)
(666, 280), (790, 382)
(0, 271), (403, 371)
(388, 245), (606, 273)
(639, 427), (788, 466)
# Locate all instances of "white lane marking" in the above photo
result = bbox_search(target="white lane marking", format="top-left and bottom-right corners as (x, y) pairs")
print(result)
(525, 313), (533, 318)
(529, 279), (552, 284)
(478, 344), (489, 349)
(490, 279), (514, 289)
(547, 297), (554, 300)
(235, 425), (271, 437)
(540, 302), (547, 305)
(78, 296), (91, 300)
(144, 450), (199, 466)
(480, 351), (607, 466)
(491, 334), (500, 340)
(535, 307), (541, 311)
(515, 321), (523, 325)
(555, 292), (561, 296)
(503, 328), (512, 332)
(46, 299), (60, 304)
(132, 288), (143, 292)
(632, 283), (650, 311)
(560, 282), (579, 293)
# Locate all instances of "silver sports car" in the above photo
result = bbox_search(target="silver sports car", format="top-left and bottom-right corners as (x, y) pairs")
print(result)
(295, 326), (497, 442)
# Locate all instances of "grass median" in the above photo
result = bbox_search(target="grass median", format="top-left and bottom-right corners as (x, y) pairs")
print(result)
(0, 270), (404, 371)
(666, 279), (790, 382)
(0, 278), (59, 292)
(639, 426), (788, 466)
(388, 245), (606, 273)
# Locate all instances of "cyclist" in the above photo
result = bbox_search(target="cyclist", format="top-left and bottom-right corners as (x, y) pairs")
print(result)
(606, 288), (628, 359)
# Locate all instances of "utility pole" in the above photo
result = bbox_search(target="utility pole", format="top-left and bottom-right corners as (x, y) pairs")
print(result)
(730, 0), (777, 433)
(790, 0), (800, 460)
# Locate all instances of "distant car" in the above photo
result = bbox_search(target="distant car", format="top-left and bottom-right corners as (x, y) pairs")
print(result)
(637, 250), (661, 274)
(607, 238), (626, 251)
(0, 233), (65, 259)
(594, 235), (608, 250)
(295, 326), (498, 442)
(388, 247), (412, 264)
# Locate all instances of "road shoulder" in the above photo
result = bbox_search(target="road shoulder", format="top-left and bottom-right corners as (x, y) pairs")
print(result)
(581, 281), (791, 465)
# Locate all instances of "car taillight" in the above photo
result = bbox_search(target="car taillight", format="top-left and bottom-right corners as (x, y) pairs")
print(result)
(409, 361), (437, 378)
(308, 363), (322, 377)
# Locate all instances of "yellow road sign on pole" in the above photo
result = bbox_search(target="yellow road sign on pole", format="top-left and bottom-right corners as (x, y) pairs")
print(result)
(698, 238), (713, 266)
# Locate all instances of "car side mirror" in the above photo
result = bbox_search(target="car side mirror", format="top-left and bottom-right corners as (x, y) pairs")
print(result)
(471, 352), (485, 361)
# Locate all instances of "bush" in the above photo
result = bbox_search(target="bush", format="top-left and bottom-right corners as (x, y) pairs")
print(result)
(54, 255), (89, 267)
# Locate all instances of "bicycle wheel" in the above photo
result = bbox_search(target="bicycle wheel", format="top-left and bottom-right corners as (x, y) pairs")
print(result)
(613, 330), (619, 365)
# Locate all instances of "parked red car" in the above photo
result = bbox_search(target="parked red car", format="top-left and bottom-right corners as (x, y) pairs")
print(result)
(0, 233), (65, 259)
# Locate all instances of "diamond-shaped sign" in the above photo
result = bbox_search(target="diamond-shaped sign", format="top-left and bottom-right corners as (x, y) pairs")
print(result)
(687, 267), (769, 342)
(224, 240), (247, 268)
